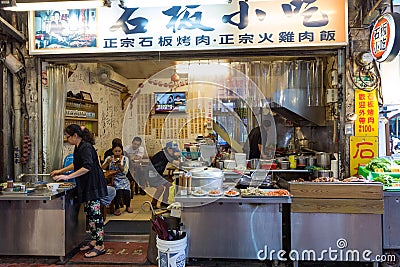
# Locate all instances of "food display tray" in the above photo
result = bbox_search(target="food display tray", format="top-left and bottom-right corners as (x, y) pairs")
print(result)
(240, 189), (291, 199)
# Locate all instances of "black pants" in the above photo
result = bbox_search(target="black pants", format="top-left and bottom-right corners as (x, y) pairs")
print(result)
(114, 189), (131, 209)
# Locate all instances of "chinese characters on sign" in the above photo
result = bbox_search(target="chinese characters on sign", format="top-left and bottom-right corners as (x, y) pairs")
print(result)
(370, 12), (400, 63)
(355, 89), (379, 137)
(30, 0), (347, 54)
(350, 136), (378, 176)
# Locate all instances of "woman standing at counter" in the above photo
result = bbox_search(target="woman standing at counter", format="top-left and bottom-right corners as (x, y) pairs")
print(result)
(50, 124), (108, 258)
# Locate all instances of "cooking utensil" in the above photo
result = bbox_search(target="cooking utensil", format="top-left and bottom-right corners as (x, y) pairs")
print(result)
(313, 169), (333, 178)
(190, 167), (224, 191)
(306, 156), (317, 167)
(316, 152), (331, 169)
(279, 161), (290, 170)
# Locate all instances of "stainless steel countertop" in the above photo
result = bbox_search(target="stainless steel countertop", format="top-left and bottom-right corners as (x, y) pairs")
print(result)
(0, 188), (74, 201)
(175, 194), (291, 204)
(223, 169), (311, 174)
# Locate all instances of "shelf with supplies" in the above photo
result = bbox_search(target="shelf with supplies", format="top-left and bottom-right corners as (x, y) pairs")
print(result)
(64, 97), (98, 137)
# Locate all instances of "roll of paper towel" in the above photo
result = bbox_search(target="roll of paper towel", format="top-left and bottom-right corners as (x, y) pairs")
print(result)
(331, 159), (338, 178)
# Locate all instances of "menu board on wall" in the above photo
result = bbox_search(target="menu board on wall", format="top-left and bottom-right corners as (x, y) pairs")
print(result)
(29, 0), (348, 55)
(354, 89), (379, 137)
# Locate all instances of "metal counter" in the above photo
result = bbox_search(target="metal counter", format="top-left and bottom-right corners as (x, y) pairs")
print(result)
(0, 188), (86, 259)
(291, 213), (382, 262)
(175, 194), (291, 260)
(383, 191), (400, 249)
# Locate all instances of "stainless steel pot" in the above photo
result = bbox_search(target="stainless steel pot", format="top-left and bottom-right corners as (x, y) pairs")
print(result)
(296, 156), (307, 166)
(316, 152), (331, 169)
(279, 161), (290, 170)
(313, 169), (333, 178)
(306, 156), (317, 167)
(190, 167), (224, 191)
(181, 160), (207, 172)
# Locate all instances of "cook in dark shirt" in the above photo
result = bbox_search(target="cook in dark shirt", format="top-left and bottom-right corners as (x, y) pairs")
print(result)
(149, 141), (180, 209)
(247, 120), (271, 160)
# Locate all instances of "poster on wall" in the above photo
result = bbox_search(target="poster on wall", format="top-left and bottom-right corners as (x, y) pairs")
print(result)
(29, 0), (348, 55)
(33, 9), (97, 50)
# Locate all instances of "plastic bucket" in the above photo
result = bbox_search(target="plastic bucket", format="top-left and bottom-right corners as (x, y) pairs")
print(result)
(156, 235), (187, 267)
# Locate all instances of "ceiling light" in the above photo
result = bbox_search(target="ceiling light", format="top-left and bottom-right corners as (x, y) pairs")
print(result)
(3, 0), (104, 11)
(122, 0), (230, 8)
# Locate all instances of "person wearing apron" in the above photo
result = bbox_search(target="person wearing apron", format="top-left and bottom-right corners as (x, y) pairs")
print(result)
(102, 143), (131, 215)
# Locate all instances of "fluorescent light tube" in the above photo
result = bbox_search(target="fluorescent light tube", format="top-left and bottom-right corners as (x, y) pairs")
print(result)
(122, 0), (230, 8)
(4, 0), (103, 11)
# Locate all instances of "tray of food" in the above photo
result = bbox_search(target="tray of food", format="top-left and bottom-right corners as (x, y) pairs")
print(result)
(58, 182), (75, 189)
(192, 189), (207, 197)
(208, 189), (223, 197)
(224, 189), (240, 197)
(240, 187), (291, 197)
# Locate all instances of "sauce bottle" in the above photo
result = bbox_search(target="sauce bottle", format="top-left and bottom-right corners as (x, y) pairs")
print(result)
(7, 176), (13, 188)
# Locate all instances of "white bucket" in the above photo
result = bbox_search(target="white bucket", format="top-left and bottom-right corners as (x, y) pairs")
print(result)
(156, 235), (187, 267)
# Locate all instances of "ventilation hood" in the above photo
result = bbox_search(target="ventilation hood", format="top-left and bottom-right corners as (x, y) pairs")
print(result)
(270, 101), (326, 126)
(269, 86), (326, 126)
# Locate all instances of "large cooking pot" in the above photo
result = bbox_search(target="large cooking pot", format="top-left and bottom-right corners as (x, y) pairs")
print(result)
(180, 160), (207, 172)
(190, 167), (224, 191)
(313, 169), (333, 178)
(316, 152), (331, 169)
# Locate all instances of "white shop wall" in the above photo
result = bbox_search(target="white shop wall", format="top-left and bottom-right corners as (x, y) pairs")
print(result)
(62, 63), (142, 160)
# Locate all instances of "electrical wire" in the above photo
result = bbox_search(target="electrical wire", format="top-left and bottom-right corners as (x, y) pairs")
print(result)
(346, 51), (381, 93)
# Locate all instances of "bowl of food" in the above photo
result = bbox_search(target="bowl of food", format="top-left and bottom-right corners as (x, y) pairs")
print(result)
(46, 183), (60, 191)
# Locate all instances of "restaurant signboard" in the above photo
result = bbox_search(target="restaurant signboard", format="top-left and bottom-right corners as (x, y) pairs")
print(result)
(29, 0), (348, 55)
(370, 12), (400, 62)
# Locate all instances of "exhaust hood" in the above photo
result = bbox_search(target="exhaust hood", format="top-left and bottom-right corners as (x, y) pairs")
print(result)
(259, 59), (327, 126)
(270, 101), (326, 126)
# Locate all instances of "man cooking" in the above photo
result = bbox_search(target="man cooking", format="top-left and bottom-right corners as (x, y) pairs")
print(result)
(246, 119), (272, 160)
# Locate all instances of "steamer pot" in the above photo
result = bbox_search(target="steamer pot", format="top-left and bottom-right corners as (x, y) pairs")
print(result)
(180, 160), (207, 172)
(190, 167), (224, 191)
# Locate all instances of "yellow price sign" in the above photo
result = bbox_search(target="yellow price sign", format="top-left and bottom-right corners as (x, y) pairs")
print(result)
(350, 136), (378, 176)
(354, 89), (378, 136)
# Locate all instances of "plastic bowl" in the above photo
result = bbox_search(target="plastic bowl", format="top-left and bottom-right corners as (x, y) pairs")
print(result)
(46, 183), (60, 191)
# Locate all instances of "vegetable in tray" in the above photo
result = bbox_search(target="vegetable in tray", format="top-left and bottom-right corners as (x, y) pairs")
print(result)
(366, 157), (392, 173)
(373, 174), (400, 187)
